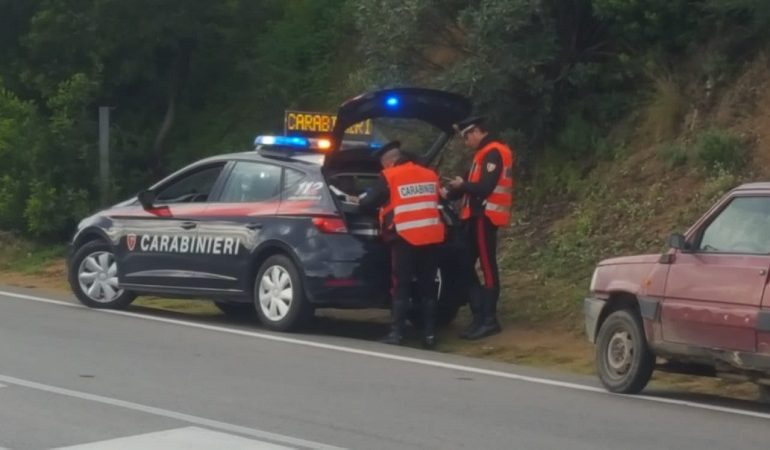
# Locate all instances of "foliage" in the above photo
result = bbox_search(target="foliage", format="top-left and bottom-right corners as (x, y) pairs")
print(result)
(0, 0), (351, 238)
(694, 128), (747, 174)
(657, 143), (688, 168)
(643, 74), (686, 142)
(1, 0), (770, 240)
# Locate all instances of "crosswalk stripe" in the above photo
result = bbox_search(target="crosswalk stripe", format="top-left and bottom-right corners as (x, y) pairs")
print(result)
(0, 374), (343, 450)
(53, 426), (295, 450)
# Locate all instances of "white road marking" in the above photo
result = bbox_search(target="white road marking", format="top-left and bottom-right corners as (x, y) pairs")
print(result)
(53, 426), (295, 450)
(0, 374), (342, 450)
(2, 289), (770, 421)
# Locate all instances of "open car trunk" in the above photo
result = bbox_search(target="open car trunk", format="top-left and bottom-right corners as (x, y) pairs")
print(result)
(323, 146), (382, 237)
(323, 88), (472, 236)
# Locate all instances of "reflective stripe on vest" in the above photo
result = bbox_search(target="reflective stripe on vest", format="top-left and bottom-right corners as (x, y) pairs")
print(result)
(380, 162), (445, 246)
(396, 217), (441, 231)
(460, 140), (515, 226)
(393, 200), (439, 215)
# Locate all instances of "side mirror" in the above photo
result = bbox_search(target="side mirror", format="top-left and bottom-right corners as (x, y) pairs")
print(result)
(667, 232), (689, 251)
(137, 190), (156, 210)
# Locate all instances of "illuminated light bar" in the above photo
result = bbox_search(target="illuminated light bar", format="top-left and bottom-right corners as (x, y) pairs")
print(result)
(254, 135), (309, 148)
(385, 96), (400, 108)
(317, 139), (332, 150)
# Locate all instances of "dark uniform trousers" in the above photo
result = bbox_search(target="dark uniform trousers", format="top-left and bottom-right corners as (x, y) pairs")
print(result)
(466, 215), (500, 324)
(389, 238), (439, 336)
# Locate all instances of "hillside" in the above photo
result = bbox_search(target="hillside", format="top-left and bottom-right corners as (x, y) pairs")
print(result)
(495, 53), (770, 330)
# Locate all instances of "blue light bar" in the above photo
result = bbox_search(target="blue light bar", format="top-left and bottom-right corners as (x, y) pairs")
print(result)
(254, 135), (309, 148)
(385, 96), (400, 108)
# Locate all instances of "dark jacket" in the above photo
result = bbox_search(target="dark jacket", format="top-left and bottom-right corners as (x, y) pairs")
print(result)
(449, 135), (505, 217)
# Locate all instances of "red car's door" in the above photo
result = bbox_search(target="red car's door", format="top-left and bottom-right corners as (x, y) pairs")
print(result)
(662, 196), (770, 352)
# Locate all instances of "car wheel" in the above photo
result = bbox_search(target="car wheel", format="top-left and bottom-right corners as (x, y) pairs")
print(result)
(595, 309), (655, 394)
(214, 301), (256, 318)
(68, 240), (136, 309)
(408, 267), (461, 328)
(759, 385), (770, 404)
(253, 255), (312, 332)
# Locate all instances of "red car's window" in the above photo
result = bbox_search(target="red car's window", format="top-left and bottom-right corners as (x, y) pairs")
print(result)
(699, 196), (770, 254)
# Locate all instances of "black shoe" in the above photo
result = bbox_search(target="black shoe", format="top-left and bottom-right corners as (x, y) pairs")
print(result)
(379, 331), (403, 346)
(381, 299), (407, 345)
(464, 321), (502, 340)
(422, 334), (437, 349)
(459, 322), (482, 340)
(459, 288), (483, 339)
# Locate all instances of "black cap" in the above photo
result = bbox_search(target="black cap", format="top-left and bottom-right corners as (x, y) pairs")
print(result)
(373, 140), (401, 158)
(453, 115), (486, 135)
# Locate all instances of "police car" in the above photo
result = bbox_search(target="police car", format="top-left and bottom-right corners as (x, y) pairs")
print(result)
(67, 88), (472, 331)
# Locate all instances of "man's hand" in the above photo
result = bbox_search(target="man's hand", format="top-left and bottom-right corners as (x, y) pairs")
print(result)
(447, 176), (464, 190)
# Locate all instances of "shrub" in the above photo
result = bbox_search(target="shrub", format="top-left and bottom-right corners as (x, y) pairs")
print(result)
(694, 128), (747, 174)
(643, 75), (686, 142)
(657, 143), (688, 168)
(23, 181), (90, 240)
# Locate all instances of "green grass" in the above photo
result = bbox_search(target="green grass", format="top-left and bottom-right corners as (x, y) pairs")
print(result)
(0, 232), (65, 273)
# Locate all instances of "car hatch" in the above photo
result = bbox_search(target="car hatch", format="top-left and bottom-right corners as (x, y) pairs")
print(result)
(326, 88), (472, 166)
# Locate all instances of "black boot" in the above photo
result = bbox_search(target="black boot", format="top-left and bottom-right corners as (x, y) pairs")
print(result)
(380, 300), (407, 345)
(459, 288), (483, 339)
(465, 289), (501, 340)
(422, 297), (437, 349)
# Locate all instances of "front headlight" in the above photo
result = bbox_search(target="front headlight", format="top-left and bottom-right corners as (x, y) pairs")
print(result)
(589, 268), (599, 292)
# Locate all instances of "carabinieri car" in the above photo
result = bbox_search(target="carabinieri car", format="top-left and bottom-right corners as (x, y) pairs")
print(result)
(67, 88), (472, 331)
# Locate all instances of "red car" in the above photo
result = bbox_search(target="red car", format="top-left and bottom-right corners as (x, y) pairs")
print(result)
(585, 182), (770, 398)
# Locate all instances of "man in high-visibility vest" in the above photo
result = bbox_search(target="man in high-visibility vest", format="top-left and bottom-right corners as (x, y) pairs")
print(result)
(358, 141), (445, 348)
(445, 116), (515, 340)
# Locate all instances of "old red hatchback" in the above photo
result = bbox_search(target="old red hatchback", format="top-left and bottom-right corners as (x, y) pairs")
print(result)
(585, 182), (770, 398)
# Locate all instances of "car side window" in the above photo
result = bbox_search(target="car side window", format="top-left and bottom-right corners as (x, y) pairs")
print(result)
(155, 165), (224, 204)
(283, 168), (305, 192)
(698, 197), (770, 254)
(219, 162), (282, 203)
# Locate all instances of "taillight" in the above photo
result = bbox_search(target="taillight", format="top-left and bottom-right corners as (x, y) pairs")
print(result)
(312, 216), (348, 234)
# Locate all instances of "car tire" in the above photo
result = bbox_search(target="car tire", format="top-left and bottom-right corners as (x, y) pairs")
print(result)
(253, 254), (313, 332)
(595, 309), (655, 394)
(759, 385), (770, 404)
(214, 301), (256, 318)
(68, 240), (136, 309)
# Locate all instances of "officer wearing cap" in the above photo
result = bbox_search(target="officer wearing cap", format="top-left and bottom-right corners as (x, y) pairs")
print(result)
(445, 116), (515, 340)
(358, 141), (445, 348)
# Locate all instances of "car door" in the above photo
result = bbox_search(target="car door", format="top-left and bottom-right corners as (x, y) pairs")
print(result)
(194, 160), (284, 292)
(661, 195), (770, 352)
(114, 162), (228, 291)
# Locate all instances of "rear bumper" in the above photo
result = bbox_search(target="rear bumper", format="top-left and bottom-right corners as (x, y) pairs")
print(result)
(583, 297), (606, 343)
(304, 261), (390, 308)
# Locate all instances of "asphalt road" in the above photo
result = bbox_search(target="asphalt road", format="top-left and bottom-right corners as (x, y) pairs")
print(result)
(1, 286), (770, 450)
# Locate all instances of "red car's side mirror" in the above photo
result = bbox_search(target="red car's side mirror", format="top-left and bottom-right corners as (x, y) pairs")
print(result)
(668, 233), (689, 252)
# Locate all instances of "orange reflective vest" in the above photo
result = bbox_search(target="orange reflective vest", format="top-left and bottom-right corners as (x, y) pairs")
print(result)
(460, 141), (515, 226)
(380, 162), (445, 246)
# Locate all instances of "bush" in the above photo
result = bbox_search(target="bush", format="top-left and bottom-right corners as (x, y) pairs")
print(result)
(555, 114), (607, 160)
(643, 75), (686, 142)
(657, 143), (688, 168)
(694, 128), (747, 174)
(23, 181), (90, 240)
